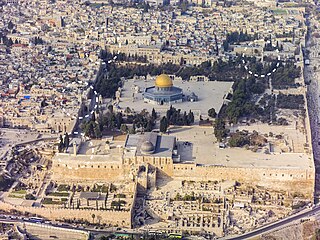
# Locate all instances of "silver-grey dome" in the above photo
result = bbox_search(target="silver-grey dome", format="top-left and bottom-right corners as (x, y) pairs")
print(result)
(141, 141), (154, 154)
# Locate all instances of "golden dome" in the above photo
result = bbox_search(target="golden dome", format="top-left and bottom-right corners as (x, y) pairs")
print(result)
(155, 74), (173, 88)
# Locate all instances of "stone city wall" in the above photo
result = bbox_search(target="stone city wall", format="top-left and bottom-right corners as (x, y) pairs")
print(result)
(51, 161), (129, 183)
(0, 201), (132, 227)
(171, 163), (315, 198)
(51, 155), (314, 198)
(51, 156), (175, 183)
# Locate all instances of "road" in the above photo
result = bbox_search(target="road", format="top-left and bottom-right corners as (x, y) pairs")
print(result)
(0, 214), (141, 239)
(224, 205), (320, 239)
(1, 206), (320, 240)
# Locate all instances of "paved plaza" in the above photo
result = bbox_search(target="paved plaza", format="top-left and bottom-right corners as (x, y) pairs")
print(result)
(169, 126), (312, 170)
(118, 78), (233, 117)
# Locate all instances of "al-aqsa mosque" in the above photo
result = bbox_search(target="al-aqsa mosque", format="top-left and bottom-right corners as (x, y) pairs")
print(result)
(143, 74), (183, 105)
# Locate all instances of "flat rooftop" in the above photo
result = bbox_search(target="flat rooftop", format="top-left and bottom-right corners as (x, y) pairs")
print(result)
(118, 78), (233, 117)
(53, 138), (124, 163)
(125, 132), (175, 158)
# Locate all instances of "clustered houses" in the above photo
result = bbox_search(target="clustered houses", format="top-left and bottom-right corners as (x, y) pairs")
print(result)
(0, 1), (103, 133)
(105, 2), (306, 65)
(0, 0), (306, 132)
(0, 0), (317, 238)
(0, 43), (93, 133)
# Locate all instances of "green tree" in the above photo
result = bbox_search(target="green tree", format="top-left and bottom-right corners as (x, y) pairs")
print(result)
(25, 194), (36, 200)
(8, 21), (14, 30)
(64, 133), (69, 149)
(91, 112), (96, 122)
(107, 105), (113, 113)
(145, 119), (153, 132)
(94, 124), (102, 138)
(129, 126), (136, 134)
(58, 135), (64, 152)
(115, 113), (123, 129)
(120, 124), (128, 133)
(160, 116), (168, 133)
(0, 175), (13, 191)
(208, 108), (217, 118)
(228, 132), (250, 147)
(214, 118), (228, 142)
(151, 108), (157, 120)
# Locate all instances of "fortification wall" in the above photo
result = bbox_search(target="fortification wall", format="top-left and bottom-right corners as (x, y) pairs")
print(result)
(172, 163), (315, 198)
(0, 201), (131, 227)
(51, 154), (314, 199)
(51, 162), (129, 182)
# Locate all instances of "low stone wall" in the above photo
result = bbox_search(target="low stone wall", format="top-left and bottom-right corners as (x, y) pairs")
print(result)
(25, 222), (90, 239)
(15, 136), (58, 147)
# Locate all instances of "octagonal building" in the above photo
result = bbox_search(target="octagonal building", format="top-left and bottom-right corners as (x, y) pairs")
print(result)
(143, 74), (183, 105)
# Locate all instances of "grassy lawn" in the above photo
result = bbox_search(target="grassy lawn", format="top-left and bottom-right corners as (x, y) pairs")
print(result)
(8, 194), (24, 199)
(57, 184), (70, 192)
(92, 185), (109, 193)
(48, 192), (69, 197)
(12, 190), (27, 194)
(42, 198), (68, 205)
(272, 9), (287, 15)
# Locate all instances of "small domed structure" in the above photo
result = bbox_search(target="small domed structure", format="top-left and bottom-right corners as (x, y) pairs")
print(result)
(155, 74), (173, 88)
(141, 141), (154, 154)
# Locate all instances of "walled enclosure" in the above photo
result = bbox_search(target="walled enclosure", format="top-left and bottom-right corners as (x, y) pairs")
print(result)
(52, 154), (315, 199)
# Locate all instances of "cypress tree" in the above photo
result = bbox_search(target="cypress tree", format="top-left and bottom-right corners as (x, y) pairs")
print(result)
(160, 116), (168, 133)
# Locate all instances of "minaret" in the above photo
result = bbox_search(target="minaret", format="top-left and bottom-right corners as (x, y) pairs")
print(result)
(73, 142), (77, 156)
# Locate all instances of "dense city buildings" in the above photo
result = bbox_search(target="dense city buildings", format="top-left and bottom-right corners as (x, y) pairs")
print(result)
(1, 0), (320, 239)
